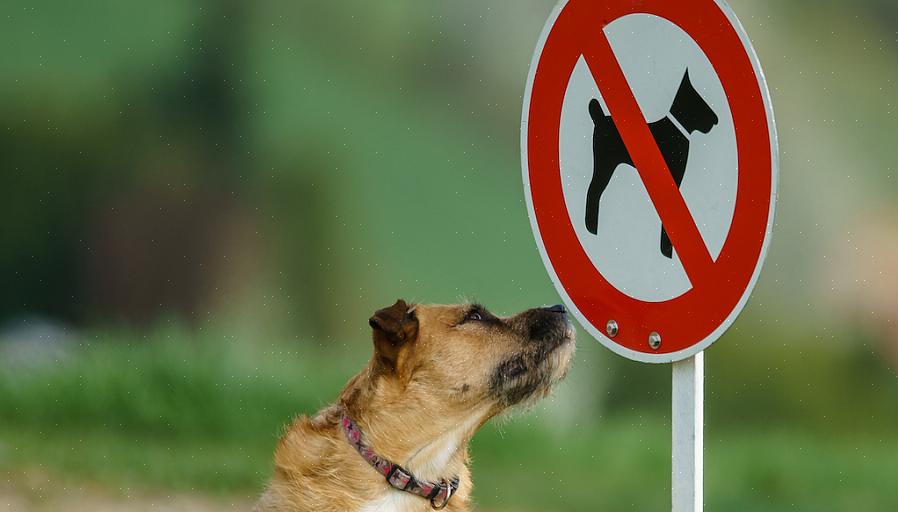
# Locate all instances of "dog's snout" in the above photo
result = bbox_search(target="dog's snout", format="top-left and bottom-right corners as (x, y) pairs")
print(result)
(545, 304), (566, 314)
(522, 304), (572, 345)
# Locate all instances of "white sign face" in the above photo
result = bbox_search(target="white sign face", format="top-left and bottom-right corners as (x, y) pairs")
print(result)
(521, 0), (778, 363)
(559, 13), (738, 302)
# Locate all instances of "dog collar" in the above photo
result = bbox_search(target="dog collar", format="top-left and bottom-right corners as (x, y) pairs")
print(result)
(666, 112), (691, 138)
(341, 413), (460, 509)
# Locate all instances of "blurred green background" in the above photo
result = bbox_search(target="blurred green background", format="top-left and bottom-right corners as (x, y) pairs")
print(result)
(2, 1), (897, 510)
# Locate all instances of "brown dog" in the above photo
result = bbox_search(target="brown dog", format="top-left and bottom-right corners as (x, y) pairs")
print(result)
(255, 300), (575, 512)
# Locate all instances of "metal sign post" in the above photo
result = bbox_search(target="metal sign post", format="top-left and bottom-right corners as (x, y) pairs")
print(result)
(672, 352), (703, 512)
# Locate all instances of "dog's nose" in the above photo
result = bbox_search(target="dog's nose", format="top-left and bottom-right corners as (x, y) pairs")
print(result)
(545, 304), (566, 314)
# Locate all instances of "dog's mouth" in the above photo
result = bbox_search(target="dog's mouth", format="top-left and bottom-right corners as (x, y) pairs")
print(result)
(489, 319), (575, 408)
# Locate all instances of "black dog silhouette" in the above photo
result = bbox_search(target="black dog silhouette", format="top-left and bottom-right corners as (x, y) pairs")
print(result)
(585, 70), (718, 258)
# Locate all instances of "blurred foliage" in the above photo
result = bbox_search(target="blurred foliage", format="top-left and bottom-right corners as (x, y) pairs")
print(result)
(1, 0), (564, 339)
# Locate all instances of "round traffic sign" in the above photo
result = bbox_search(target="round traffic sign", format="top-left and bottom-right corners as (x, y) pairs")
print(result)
(522, 0), (778, 363)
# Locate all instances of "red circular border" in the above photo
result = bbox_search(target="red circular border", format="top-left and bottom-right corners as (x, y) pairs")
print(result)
(526, 0), (773, 355)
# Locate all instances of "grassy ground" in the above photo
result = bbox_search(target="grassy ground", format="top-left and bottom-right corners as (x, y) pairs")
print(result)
(0, 471), (252, 512)
(1, 331), (896, 511)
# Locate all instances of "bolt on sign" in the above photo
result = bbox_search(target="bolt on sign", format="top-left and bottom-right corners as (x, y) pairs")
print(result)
(522, 0), (778, 364)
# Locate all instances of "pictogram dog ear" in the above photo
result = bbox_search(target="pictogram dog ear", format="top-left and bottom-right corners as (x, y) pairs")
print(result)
(369, 299), (418, 371)
(588, 98), (605, 123)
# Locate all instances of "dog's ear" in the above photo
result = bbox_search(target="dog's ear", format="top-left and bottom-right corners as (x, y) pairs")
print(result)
(588, 98), (604, 122)
(680, 69), (692, 88)
(369, 299), (418, 372)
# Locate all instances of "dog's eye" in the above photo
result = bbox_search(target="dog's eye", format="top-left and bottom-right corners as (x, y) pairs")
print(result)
(461, 305), (494, 325)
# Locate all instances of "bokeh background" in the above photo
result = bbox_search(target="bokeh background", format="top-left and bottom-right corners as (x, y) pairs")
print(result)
(2, 1), (897, 510)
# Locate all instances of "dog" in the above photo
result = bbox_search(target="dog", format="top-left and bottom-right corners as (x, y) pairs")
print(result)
(255, 299), (575, 511)
(585, 69), (719, 258)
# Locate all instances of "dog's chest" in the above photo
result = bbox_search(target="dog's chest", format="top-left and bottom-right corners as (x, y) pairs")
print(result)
(357, 490), (428, 512)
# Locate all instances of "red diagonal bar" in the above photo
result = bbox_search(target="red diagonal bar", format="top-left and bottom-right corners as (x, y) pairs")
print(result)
(581, 30), (715, 286)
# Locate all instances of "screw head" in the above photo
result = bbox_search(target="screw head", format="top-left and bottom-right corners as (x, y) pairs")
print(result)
(606, 319), (619, 338)
(648, 332), (662, 350)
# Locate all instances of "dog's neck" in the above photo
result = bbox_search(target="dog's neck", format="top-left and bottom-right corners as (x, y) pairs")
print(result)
(341, 371), (491, 483)
(399, 409), (486, 480)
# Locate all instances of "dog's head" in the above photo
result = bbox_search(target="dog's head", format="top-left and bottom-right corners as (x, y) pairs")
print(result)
(670, 70), (718, 134)
(367, 300), (575, 415)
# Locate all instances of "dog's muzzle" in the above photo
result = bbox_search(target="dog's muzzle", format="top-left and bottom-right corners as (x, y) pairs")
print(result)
(488, 305), (575, 406)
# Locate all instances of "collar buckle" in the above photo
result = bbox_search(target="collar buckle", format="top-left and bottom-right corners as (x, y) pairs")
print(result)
(386, 464), (413, 490)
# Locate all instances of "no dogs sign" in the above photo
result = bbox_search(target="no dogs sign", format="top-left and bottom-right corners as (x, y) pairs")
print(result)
(522, 0), (778, 363)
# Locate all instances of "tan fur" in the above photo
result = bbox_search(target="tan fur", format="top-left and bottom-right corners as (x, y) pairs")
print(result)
(255, 302), (575, 512)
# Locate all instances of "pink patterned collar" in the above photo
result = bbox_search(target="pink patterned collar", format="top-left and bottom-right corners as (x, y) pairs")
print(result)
(340, 413), (460, 509)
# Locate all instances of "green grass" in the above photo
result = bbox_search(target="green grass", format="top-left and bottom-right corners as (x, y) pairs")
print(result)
(1, 332), (897, 511)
